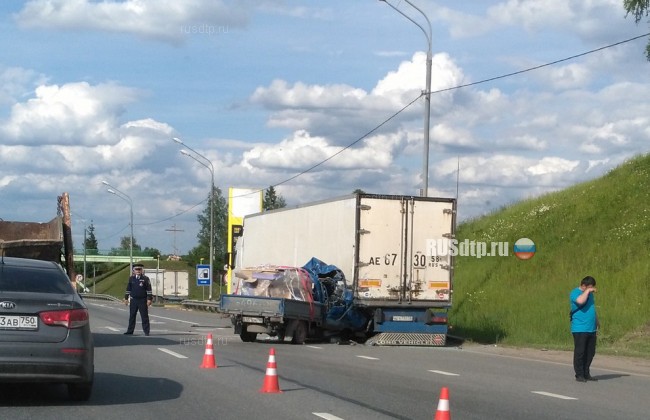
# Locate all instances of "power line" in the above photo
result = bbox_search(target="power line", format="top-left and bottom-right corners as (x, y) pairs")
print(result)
(238, 32), (650, 196)
(148, 32), (650, 226)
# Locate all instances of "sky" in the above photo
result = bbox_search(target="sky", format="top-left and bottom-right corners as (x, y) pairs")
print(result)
(1, 0), (649, 257)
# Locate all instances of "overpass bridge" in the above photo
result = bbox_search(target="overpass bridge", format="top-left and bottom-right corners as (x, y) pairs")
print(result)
(73, 255), (156, 263)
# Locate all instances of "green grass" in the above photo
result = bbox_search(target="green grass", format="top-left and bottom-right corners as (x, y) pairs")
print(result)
(451, 153), (650, 357)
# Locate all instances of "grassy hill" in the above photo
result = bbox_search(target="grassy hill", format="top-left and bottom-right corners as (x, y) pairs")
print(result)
(451, 153), (650, 357)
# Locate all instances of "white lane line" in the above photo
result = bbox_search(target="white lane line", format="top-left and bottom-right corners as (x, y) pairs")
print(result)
(105, 326), (121, 332)
(149, 314), (196, 325)
(313, 413), (344, 420)
(531, 391), (577, 400)
(356, 355), (379, 360)
(428, 370), (460, 376)
(307, 345), (323, 349)
(158, 348), (188, 359)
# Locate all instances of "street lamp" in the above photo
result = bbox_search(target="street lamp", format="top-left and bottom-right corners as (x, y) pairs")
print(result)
(380, 0), (432, 197)
(173, 137), (215, 301)
(102, 181), (134, 272)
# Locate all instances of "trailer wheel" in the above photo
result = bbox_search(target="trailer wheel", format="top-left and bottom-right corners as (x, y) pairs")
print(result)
(240, 327), (257, 342)
(291, 321), (307, 345)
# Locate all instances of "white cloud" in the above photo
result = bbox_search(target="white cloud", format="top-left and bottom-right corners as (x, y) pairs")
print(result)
(1, 81), (140, 146)
(14, 0), (251, 43)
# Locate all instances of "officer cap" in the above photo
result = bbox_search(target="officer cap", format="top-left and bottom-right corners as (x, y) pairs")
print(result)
(133, 263), (144, 270)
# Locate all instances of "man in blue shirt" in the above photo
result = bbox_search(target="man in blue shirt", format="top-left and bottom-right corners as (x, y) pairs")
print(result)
(570, 276), (600, 382)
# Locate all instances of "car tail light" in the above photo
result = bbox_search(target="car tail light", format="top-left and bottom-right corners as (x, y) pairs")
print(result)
(40, 308), (89, 329)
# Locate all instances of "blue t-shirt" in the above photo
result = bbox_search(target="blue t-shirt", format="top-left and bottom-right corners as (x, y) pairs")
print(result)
(570, 287), (597, 333)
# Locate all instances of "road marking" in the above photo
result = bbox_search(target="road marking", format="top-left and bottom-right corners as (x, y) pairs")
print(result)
(356, 355), (379, 360)
(428, 370), (460, 376)
(307, 345), (323, 349)
(105, 326), (121, 332)
(158, 348), (188, 359)
(531, 391), (577, 400)
(313, 413), (344, 420)
(150, 314), (196, 324)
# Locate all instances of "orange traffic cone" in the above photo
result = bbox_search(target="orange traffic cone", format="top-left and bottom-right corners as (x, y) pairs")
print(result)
(434, 387), (450, 420)
(259, 347), (282, 393)
(200, 333), (217, 369)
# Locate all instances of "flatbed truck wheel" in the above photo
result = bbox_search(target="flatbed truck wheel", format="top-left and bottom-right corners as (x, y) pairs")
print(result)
(291, 321), (307, 345)
(240, 327), (257, 342)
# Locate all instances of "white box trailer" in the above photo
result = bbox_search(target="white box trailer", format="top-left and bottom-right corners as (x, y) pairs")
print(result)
(144, 269), (189, 301)
(235, 193), (456, 346)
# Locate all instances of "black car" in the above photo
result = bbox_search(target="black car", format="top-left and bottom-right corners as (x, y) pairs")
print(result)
(0, 256), (94, 401)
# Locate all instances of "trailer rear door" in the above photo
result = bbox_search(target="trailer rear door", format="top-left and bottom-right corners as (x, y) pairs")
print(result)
(355, 196), (454, 306)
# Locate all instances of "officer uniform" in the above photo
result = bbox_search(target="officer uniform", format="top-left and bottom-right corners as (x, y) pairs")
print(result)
(124, 264), (153, 335)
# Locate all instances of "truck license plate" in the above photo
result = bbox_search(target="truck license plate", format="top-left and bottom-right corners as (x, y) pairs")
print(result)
(242, 316), (264, 324)
(0, 315), (38, 329)
(392, 316), (414, 322)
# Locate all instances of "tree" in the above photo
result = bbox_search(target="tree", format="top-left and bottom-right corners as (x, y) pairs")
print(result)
(142, 247), (161, 258)
(109, 235), (140, 256)
(188, 185), (228, 270)
(624, 0), (650, 60)
(352, 189), (366, 195)
(84, 221), (99, 255)
(263, 186), (287, 210)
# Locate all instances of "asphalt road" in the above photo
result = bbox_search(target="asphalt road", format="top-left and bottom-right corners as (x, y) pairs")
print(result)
(1, 300), (648, 419)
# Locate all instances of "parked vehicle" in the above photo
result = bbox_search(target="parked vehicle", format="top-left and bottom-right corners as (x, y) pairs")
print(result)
(0, 256), (94, 401)
(144, 269), (189, 301)
(223, 193), (456, 346)
(221, 258), (367, 344)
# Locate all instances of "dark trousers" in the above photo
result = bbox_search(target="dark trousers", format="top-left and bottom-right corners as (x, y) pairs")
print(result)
(127, 298), (150, 334)
(573, 332), (597, 378)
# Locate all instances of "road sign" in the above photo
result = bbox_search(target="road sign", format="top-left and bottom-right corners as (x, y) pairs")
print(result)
(196, 264), (211, 286)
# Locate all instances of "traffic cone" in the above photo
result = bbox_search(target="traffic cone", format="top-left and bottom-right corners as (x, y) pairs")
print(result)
(434, 387), (450, 420)
(200, 333), (217, 369)
(259, 347), (282, 393)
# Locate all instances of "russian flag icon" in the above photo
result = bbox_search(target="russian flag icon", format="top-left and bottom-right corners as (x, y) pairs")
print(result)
(514, 238), (536, 260)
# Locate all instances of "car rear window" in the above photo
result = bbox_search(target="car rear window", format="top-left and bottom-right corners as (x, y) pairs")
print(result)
(0, 266), (74, 294)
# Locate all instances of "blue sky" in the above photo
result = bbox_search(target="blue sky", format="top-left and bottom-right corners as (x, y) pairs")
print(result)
(1, 0), (649, 256)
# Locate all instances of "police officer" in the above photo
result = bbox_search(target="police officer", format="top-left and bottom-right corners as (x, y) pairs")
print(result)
(124, 263), (153, 336)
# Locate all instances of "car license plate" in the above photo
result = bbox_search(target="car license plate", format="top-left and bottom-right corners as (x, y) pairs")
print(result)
(0, 315), (38, 330)
(242, 316), (264, 324)
(392, 316), (414, 322)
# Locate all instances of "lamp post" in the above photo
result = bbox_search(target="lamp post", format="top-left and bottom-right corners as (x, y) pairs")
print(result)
(380, 0), (432, 197)
(173, 137), (215, 301)
(102, 181), (134, 272)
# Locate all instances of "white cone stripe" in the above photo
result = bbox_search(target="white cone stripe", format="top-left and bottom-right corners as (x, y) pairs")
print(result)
(437, 399), (449, 411)
(205, 349), (214, 355)
(269, 355), (276, 362)
(265, 368), (277, 375)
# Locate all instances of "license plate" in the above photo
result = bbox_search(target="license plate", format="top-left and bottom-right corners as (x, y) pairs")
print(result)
(242, 316), (264, 324)
(392, 316), (414, 322)
(0, 315), (38, 330)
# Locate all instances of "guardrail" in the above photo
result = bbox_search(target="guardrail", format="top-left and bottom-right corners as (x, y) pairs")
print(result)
(81, 293), (222, 313)
(181, 299), (221, 312)
(79, 293), (122, 303)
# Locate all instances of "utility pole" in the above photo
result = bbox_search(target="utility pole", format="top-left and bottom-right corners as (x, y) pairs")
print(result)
(165, 224), (184, 257)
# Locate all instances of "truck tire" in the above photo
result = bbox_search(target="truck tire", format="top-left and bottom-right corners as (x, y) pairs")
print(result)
(291, 321), (307, 345)
(240, 327), (257, 342)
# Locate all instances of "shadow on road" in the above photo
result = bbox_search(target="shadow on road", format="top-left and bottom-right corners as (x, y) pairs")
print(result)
(0, 373), (183, 406)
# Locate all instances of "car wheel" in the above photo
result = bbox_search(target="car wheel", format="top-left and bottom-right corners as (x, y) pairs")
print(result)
(240, 327), (257, 342)
(68, 381), (93, 401)
(291, 321), (307, 345)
